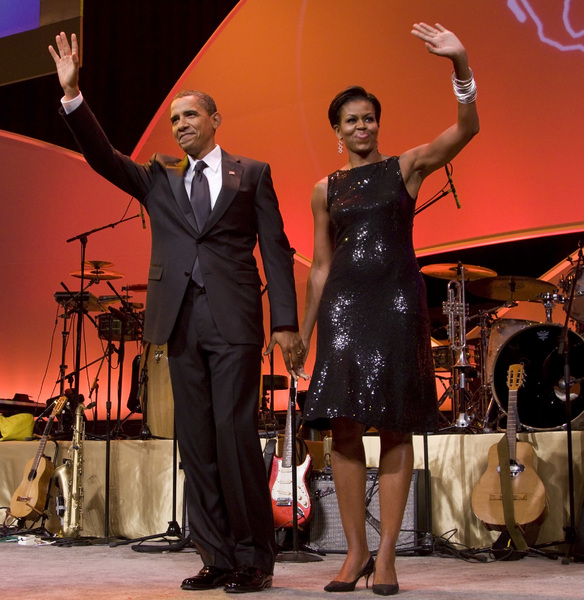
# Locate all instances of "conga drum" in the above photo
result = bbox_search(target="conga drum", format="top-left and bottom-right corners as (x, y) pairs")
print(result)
(139, 342), (174, 438)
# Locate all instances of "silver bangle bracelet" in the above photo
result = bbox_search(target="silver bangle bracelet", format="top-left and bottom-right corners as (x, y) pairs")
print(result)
(452, 68), (477, 104)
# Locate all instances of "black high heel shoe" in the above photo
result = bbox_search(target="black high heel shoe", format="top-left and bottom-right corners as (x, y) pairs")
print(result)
(324, 556), (375, 592)
(372, 582), (399, 596)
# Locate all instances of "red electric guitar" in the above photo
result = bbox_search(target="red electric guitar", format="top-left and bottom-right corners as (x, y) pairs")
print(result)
(268, 379), (312, 528)
(9, 396), (67, 520)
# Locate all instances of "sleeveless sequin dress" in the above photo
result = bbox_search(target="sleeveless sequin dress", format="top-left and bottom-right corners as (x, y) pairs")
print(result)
(303, 157), (438, 433)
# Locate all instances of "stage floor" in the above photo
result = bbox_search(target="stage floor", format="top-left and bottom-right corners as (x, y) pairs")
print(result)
(1, 540), (583, 600)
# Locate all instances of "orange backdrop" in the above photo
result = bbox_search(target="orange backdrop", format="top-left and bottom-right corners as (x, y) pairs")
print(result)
(1, 0), (583, 417)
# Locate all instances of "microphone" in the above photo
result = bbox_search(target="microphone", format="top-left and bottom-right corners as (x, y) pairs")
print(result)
(445, 165), (461, 209)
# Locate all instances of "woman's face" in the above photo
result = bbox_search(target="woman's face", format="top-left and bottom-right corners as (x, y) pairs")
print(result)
(335, 99), (379, 154)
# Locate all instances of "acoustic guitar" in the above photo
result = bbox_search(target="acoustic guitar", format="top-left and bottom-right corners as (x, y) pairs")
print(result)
(471, 364), (547, 531)
(9, 396), (67, 520)
(268, 379), (312, 528)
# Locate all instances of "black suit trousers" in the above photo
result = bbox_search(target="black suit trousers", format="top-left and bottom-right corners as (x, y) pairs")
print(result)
(167, 280), (276, 573)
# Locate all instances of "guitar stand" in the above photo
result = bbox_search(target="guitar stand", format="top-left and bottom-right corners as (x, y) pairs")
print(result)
(276, 377), (322, 563)
(9, 440), (60, 541)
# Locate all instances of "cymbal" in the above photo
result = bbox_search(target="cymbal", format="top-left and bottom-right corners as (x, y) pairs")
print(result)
(123, 283), (148, 292)
(467, 276), (557, 302)
(70, 269), (124, 281)
(84, 260), (114, 270)
(421, 263), (497, 281)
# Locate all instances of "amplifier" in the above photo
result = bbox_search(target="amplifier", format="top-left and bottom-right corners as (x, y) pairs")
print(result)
(308, 468), (428, 554)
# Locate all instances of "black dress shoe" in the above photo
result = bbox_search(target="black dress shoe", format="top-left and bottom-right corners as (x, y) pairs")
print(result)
(224, 566), (273, 593)
(181, 565), (231, 590)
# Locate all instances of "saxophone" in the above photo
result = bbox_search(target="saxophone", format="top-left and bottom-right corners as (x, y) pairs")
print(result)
(53, 403), (85, 537)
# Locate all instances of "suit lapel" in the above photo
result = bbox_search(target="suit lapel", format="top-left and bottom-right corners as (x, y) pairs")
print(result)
(202, 151), (242, 233)
(167, 156), (199, 232)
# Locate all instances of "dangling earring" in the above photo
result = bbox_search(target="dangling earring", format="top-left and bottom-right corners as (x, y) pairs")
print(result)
(338, 139), (344, 154)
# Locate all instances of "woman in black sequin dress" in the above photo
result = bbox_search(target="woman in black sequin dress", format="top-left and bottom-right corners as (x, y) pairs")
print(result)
(300, 23), (479, 595)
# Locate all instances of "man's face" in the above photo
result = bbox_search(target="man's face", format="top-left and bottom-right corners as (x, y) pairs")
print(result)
(170, 95), (221, 159)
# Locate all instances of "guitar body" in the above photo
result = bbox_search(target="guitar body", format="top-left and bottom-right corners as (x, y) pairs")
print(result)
(471, 440), (547, 531)
(10, 456), (55, 520)
(269, 449), (312, 529)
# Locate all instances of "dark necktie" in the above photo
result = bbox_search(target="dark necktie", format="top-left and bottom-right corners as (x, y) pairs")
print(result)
(190, 161), (211, 286)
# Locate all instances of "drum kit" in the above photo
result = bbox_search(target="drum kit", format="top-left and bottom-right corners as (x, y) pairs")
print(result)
(421, 261), (584, 432)
(52, 260), (172, 438)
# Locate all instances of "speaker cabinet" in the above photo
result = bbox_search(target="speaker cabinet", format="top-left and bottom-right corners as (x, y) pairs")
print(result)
(308, 468), (429, 554)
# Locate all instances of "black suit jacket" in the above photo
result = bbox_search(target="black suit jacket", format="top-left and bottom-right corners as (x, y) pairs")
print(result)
(63, 101), (298, 345)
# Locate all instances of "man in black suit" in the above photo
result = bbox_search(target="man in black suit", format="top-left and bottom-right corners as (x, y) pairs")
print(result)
(49, 33), (305, 593)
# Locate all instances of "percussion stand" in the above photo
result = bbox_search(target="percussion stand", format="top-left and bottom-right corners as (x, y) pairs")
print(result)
(54, 283), (99, 436)
(104, 281), (146, 438)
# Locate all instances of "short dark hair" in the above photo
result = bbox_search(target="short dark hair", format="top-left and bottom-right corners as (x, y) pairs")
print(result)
(328, 86), (381, 128)
(172, 90), (218, 115)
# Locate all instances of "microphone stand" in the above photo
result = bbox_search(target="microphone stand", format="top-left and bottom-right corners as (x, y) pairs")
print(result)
(414, 164), (461, 216)
(65, 213), (140, 544)
(557, 244), (583, 562)
(276, 377), (322, 563)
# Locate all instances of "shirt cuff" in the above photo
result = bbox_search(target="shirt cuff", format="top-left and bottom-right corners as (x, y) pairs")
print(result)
(61, 92), (84, 114)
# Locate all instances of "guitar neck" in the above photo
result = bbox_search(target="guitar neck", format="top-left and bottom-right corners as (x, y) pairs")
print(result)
(507, 391), (518, 462)
(28, 396), (66, 478)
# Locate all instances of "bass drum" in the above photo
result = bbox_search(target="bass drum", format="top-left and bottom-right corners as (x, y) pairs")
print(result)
(139, 342), (174, 439)
(491, 323), (584, 430)
(485, 318), (537, 380)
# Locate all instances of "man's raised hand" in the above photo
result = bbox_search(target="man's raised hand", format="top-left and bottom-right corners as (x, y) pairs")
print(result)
(48, 32), (80, 100)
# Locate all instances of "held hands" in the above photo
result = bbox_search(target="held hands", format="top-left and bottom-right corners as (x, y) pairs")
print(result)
(411, 23), (466, 62)
(48, 32), (80, 100)
(264, 331), (310, 381)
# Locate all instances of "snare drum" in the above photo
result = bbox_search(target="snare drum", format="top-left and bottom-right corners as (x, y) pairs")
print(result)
(97, 311), (144, 342)
(432, 345), (454, 372)
(491, 323), (584, 430)
(139, 342), (174, 438)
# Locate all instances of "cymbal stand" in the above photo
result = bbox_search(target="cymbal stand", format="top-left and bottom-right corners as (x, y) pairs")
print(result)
(65, 213), (141, 420)
(64, 215), (140, 544)
(472, 310), (496, 432)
